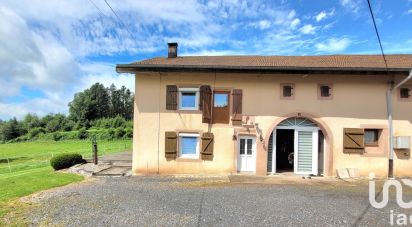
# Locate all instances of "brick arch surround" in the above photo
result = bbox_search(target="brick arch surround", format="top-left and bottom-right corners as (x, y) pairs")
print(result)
(263, 112), (334, 177)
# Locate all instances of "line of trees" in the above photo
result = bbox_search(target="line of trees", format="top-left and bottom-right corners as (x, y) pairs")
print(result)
(0, 83), (134, 143)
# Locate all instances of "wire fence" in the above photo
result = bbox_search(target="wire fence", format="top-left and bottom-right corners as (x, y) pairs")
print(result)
(0, 139), (132, 177)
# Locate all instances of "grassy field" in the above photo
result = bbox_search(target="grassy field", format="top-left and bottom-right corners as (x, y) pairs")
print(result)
(0, 139), (132, 225)
(0, 139), (132, 174)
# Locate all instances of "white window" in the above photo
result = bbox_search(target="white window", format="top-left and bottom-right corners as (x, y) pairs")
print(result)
(179, 133), (199, 158)
(179, 88), (199, 110)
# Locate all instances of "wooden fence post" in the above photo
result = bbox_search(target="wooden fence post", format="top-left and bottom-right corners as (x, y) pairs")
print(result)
(92, 137), (98, 165)
(7, 158), (11, 173)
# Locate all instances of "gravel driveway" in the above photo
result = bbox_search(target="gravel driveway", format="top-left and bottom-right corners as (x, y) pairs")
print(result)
(26, 176), (410, 227)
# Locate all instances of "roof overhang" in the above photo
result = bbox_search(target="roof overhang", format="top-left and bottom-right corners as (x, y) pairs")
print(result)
(116, 64), (410, 75)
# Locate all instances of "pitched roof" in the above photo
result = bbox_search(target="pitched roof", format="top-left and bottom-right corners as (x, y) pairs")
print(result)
(116, 54), (412, 73)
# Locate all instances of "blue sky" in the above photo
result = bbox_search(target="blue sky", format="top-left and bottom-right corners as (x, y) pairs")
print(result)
(0, 0), (411, 119)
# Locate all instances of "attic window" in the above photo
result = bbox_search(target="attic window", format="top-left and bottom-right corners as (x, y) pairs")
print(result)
(281, 84), (295, 99)
(400, 88), (411, 99)
(320, 85), (330, 97)
(318, 84), (333, 100)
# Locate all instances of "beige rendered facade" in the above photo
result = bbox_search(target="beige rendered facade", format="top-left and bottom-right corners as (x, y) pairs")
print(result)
(130, 71), (412, 178)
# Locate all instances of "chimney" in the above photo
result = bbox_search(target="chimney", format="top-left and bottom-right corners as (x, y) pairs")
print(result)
(168, 42), (178, 58)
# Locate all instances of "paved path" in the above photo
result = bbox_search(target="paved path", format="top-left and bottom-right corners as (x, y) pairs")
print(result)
(98, 151), (132, 163)
(81, 151), (132, 176)
(26, 176), (411, 226)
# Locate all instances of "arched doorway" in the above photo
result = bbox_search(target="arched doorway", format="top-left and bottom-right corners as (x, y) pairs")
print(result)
(267, 117), (326, 176)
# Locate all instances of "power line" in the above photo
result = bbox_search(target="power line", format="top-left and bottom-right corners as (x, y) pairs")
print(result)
(87, 0), (107, 18)
(104, 0), (136, 40)
(366, 0), (389, 73)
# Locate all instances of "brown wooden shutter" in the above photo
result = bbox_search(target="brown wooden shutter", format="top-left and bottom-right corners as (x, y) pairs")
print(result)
(232, 89), (243, 126)
(343, 128), (365, 153)
(166, 85), (178, 110)
(201, 85), (212, 123)
(165, 131), (177, 159)
(201, 132), (214, 160)
(199, 85), (207, 111)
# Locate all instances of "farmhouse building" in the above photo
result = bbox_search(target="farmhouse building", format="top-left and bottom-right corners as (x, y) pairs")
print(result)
(117, 43), (412, 177)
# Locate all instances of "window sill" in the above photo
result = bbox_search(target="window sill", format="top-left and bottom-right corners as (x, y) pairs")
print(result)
(318, 97), (333, 100)
(365, 143), (379, 147)
(176, 157), (202, 162)
(361, 152), (387, 157)
(176, 110), (202, 114)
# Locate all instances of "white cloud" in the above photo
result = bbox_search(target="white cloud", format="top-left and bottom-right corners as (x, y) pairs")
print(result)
(290, 18), (301, 29)
(300, 24), (316, 34)
(0, 4), (138, 119)
(258, 20), (271, 29)
(315, 38), (351, 52)
(340, 0), (361, 13)
(315, 11), (327, 22)
(315, 9), (335, 22)
(407, 9), (412, 14)
(0, 98), (68, 120)
(181, 50), (247, 56)
(0, 6), (79, 99)
(79, 62), (134, 93)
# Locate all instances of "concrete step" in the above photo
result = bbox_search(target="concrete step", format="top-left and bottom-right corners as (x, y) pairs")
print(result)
(93, 166), (131, 176)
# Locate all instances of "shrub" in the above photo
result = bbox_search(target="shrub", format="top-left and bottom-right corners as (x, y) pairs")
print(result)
(77, 128), (89, 139)
(50, 153), (85, 170)
(62, 119), (75, 131)
(61, 131), (78, 140)
(125, 127), (133, 138)
(115, 128), (125, 139)
(52, 132), (63, 141)
(107, 128), (115, 140)
(28, 127), (46, 139)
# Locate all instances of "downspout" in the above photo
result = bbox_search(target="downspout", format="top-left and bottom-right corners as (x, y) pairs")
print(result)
(387, 70), (412, 178)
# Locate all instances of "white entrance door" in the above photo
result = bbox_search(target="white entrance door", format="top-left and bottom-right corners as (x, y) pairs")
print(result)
(294, 129), (318, 175)
(238, 137), (256, 172)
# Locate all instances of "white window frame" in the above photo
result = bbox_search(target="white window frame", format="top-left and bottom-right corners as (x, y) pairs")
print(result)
(179, 88), (199, 110)
(178, 133), (200, 159)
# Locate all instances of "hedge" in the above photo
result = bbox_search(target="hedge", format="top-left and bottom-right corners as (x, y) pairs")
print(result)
(50, 153), (85, 170)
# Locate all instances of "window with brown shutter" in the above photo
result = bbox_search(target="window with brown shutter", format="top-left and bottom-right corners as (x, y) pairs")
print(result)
(200, 85), (212, 123)
(212, 91), (230, 124)
(201, 132), (214, 160)
(232, 89), (243, 126)
(364, 129), (380, 146)
(165, 131), (178, 159)
(166, 85), (178, 110)
(343, 128), (365, 153)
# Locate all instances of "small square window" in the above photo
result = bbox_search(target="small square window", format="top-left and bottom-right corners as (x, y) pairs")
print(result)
(281, 84), (294, 99)
(320, 85), (331, 97)
(179, 88), (199, 110)
(318, 84), (333, 100)
(283, 86), (293, 97)
(364, 129), (379, 146)
(179, 133), (199, 158)
(400, 88), (411, 99)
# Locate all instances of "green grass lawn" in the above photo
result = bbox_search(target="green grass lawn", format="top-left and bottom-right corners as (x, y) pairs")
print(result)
(0, 166), (84, 203)
(0, 139), (132, 225)
(0, 139), (132, 174)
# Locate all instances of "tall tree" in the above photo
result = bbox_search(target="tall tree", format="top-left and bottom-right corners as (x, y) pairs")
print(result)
(68, 82), (133, 124)
(22, 113), (41, 130)
(1, 118), (23, 141)
(89, 83), (110, 119)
